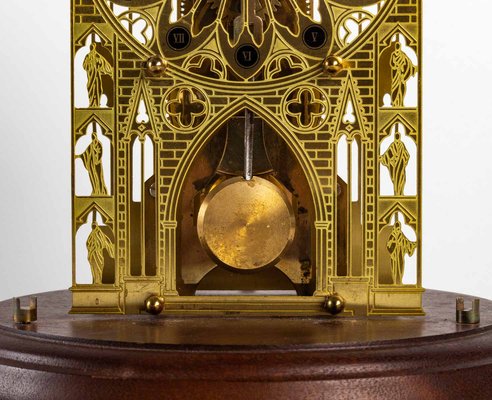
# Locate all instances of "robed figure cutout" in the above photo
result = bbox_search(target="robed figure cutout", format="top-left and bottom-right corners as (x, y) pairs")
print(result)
(380, 132), (409, 196)
(83, 43), (113, 108)
(386, 219), (417, 285)
(86, 216), (115, 285)
(77, 132), (108, 196)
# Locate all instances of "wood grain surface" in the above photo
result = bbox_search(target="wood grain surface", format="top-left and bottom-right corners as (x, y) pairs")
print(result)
(0, 290), (491, 399)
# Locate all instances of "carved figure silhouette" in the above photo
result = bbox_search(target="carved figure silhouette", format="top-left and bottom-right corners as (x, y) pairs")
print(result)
(83, 43), (113, 108)
(380, 132), (410, 196)
(386, 219), (416, 285)
(77, 132), (108, 196)
(86, 219), (115, 285)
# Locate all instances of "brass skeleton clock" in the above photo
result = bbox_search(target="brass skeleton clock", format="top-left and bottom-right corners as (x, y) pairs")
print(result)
(71, 0), (422, 316)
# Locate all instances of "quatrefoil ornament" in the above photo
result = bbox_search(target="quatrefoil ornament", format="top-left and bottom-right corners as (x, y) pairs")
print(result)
(163, 86), (208, 131)
(284, 86), (329, 131)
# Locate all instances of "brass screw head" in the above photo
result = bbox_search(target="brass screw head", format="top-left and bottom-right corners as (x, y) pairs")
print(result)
(145, 56), (168, 77)
(325, 294), (345, 315)
(323, 55), (344, 76)
(144, 295), (165, 315)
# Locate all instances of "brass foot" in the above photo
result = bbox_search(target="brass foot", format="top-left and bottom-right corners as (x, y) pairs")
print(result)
(456, 298), (480, 324)
(325, 294), (345, 315)
(145, 295), (165, 315)
(13, 297), (37, 324)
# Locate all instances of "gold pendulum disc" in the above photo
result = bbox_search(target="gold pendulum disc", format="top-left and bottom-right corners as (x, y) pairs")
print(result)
(197, 177), (296, 271)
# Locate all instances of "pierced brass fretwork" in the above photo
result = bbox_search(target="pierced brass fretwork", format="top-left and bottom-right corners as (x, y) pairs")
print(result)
(71, 0), (423, 316)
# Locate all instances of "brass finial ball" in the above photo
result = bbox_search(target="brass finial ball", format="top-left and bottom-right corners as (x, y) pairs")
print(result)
(145, 56), (168, 77)
(325, 294), (345, 315)
(323, 55), (344, 76)
(144, 295), (165, 315)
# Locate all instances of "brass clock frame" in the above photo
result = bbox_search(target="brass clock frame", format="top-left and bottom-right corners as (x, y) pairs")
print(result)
(71, 0), (423, 316)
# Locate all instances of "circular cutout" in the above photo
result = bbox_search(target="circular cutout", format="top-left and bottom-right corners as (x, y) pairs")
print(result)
(303, 25), (327, 49)
(166, 26), (191, 51)
(235, 44), (260, 69)
(197, 177), (295, 271)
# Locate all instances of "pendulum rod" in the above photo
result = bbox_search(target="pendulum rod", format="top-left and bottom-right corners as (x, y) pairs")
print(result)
(236, 0), (261, 181)
(244, 108), (254, 181)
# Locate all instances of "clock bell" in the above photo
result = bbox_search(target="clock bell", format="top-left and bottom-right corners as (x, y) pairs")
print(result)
(71, 0), (422, 316)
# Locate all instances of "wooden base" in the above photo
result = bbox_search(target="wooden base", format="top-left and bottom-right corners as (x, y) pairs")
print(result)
(0, 290), (491, 399)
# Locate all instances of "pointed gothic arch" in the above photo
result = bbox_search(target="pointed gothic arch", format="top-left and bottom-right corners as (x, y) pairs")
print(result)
(75, 202), (114, 230)
(164, 97), (326, 223)
(158, 97), (332, 295)
(379, 201), (417, 228)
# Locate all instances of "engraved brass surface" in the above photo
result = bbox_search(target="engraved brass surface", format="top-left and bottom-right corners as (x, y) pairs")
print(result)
(71, 0), (423, 316)
(197, 176), (296, 271)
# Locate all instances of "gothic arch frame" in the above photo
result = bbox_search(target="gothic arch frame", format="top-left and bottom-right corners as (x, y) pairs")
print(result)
(164, 97), (327, 223)
(160, 96), (331, 294)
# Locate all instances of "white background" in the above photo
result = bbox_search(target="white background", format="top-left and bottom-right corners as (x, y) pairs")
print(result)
(0, 0), (491, 300)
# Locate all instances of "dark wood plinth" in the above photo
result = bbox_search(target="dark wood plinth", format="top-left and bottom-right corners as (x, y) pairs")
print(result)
(0, 290), (491, 400)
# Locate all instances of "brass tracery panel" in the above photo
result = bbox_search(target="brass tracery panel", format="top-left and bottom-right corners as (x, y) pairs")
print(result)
(72, 0), (423, 316)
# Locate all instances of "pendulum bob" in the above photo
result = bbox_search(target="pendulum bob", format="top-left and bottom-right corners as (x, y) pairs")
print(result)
(195, 174), (299, 294)
(176, 113), (316, 295)
(197, 176), (296, 272)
